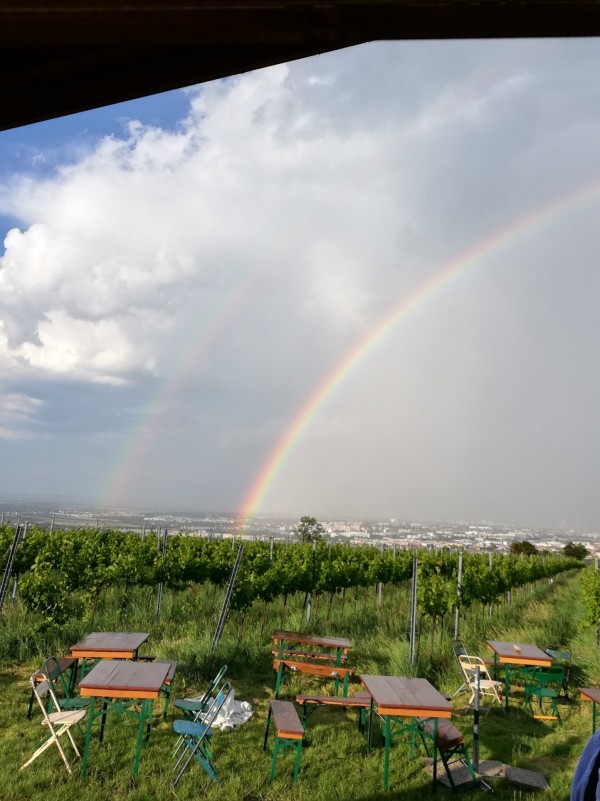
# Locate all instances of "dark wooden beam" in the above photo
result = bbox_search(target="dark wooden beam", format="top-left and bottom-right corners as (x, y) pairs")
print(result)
(2, 1), (600, 131)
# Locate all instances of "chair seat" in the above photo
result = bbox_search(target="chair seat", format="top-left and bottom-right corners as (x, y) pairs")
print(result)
(61, 697), (92, 710)
(175, 697), (207, 713)
(173, 719), (212, 738)
(45, 709), (87, 725)
(530, 688), (559, 699)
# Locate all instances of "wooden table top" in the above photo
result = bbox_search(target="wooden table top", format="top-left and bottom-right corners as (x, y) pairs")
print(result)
(70, 631), (150, 658)
(580, 688), (600, 703)
(360, 675), (453, 718)
(272, 630), (351, 650)
(79, 659), (170, 699)
(486, 640), (551, 666)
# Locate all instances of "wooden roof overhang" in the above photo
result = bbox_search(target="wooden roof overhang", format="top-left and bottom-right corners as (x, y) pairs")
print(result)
(2, 1), (600, 131)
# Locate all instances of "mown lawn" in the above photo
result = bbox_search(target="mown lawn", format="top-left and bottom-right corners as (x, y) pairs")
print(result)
(0, 571), (596, 801)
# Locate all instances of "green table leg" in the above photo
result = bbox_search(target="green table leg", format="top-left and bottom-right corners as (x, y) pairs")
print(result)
(504, 664), (511, 713)
(133, 699), (151, 779)
(81, 697), (96, 776)
(432, 717), (438, 790)
(274, 663), (284, 697)
(383, 716), (391, 791)
(593, 700), (597, 734)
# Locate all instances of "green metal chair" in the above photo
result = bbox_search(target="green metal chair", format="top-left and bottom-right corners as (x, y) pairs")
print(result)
(545, 646), (572, 700)
(172, 680), (232, 786)
(524, 666), (565, 721)
(43, 656), (91, 714)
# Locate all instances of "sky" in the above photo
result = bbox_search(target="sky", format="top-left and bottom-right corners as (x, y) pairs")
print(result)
(1, 38), (600, 529)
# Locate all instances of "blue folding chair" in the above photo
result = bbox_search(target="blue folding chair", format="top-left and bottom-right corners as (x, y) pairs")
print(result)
(173, 665), (228, 759)
(172, 680), (232, 786)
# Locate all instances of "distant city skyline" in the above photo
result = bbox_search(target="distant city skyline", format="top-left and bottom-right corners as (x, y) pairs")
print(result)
(2, 40), (600, 527)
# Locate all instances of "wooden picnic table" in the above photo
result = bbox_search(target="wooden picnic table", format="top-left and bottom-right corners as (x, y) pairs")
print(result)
(272, 630), (352, 696)
(79, 659), (170, 779)
(486, 640), (552, 712)
(579, 688), (600, 733)
(360, 674), (453, 791)
(70, 631), (150, 679)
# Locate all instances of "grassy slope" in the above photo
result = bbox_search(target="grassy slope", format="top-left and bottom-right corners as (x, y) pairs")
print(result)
(0, 570), (596, 801)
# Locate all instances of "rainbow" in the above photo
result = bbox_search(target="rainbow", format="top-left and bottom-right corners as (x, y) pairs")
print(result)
(235, 178), (600, 528)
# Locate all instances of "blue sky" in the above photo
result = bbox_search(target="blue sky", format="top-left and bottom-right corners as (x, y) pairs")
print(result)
(2, 40), (600, 527)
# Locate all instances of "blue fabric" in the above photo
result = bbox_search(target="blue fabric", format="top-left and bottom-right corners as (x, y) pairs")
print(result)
(571, 730), (600, 801)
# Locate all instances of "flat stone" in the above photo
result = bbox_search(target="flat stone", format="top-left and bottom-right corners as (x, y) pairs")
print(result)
(476, 760), (506, 778)
(504, 765), (550, 790)
(424, 760), (478, 788)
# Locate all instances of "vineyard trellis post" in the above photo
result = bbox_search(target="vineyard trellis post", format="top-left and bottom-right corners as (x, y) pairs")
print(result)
(409, 553), (418, 665)
(0, 523), (22, 612)
(488, 551), (493, 617)
(11, 521), (27, 600)
(454, 550), (463, 640)
(211, 544), (244, 654)
(472, 664), (480, 771)
(155, 528), (169, 618)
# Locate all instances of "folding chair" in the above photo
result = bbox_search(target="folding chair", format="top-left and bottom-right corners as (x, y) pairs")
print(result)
(21, 674), (87, 774)
(451, 641), (494, 698)
(173, 665), (228, 758)
(524, 666), (565, 721)
(174, 664), (227, 720)
(458, 655), (504, 715)
(172, 680), (232, 786)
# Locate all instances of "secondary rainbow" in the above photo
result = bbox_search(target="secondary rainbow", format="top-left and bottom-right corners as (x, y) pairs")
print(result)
(235, 178), (600, 529)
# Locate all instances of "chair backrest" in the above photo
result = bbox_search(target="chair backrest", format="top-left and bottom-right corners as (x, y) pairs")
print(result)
(545, 647), (572, 663)
(29, 673), (63, 724)
(452, 641), (467, 663)
(44, 656), (71, 698)
(195, 664), (228, 714)
(200, 680), (233, 734)
(458, 654), (491, 681)
(527, 666), (565, 690)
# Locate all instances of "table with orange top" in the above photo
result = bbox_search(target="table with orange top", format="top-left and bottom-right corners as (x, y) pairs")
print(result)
(360, 674), (453, 791)
(70, 631), (151, 679)
(79, 659), (170, 779)
(486, 640), (552, 712)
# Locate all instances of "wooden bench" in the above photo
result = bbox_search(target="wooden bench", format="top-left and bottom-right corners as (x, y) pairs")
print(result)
(273, 658), (355, 697)
(417, 718), (478, 790)
(27, 656), (78, 719)
(295, 692), (371, 728)
(272, 649), (348, 663)
(263, 699), (304, 782)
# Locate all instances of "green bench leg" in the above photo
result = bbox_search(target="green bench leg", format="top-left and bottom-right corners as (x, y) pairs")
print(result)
(270, 735), (302, 782)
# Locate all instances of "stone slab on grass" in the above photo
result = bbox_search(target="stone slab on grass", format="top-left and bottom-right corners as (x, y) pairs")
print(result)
(476, 760), (505, 779)
(504, 765), (550, 790)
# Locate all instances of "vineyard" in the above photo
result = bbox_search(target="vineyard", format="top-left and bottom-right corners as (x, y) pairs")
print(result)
(0, 521), (599, 801)
(0, 523), (582, 634)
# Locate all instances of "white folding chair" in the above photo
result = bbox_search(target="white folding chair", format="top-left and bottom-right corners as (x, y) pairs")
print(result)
(458, 655), (504, 715)
(21, 674), (87, 774)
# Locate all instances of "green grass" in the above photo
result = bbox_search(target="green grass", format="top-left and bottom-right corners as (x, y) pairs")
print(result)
(0, 571), (597, 801)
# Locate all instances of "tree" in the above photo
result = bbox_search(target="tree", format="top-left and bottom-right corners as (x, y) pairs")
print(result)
(510, 540), (538, 556)
(293, 516), (326, 543)
(563, 541), (588, 560)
